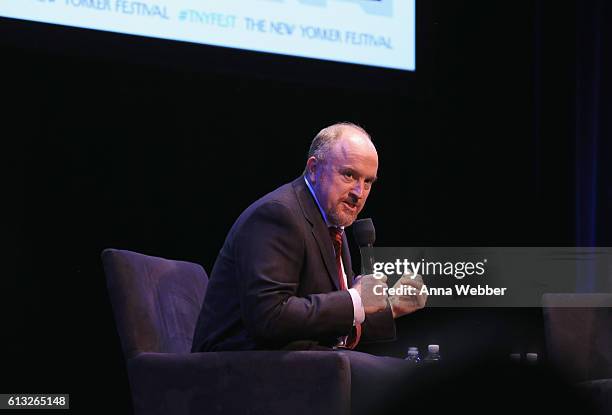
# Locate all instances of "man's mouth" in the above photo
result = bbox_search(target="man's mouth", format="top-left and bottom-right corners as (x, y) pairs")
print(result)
(342, 201), (358, 212)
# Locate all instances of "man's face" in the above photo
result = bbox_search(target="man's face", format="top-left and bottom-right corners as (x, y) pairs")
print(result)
(308, 129), (378, 227)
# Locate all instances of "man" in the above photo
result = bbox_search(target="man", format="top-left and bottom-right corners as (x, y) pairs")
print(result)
(192, 122), (425, 353)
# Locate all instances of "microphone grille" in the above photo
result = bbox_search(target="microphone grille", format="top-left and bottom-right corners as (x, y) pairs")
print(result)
(352, 218), (376, 247)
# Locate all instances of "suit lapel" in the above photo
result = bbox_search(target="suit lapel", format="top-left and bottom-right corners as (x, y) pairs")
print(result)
(292, 177), (340, 291)
(311, 223), (341, 291)
(341, 231), (354, 288)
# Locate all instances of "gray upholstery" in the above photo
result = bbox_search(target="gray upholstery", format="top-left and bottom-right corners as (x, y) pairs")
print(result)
(543, 294), (612, 415)
(578, 380), (612, 415)
(543, 293), (612, 382)
(102, 248), (351, 415)
(103, 248), (208, 357)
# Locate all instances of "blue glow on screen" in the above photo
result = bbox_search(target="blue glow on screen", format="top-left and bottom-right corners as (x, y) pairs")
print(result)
(0, 0), (415, 71)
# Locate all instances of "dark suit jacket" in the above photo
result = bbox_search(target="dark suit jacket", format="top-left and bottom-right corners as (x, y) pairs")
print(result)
(192, 177), (396, 352)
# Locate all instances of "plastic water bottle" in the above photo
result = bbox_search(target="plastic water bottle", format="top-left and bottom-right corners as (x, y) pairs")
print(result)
(525, 353), (538, 365)
(404, 346), (421, 364)
(423, 344), (441, 364)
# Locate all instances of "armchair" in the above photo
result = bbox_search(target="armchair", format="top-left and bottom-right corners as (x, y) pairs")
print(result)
(543, 293), (612, 414)
(101, 248), (351, 415)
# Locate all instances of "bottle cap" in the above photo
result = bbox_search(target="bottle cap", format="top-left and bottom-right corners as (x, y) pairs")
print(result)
(526, 353), (538, 363)
(408, 346), (419, 352)
(428, 344), (439, 353)
(509, 353), (521, 362)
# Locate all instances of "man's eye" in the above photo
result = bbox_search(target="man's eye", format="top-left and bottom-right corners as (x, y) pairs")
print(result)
(343, 171), (353, 179)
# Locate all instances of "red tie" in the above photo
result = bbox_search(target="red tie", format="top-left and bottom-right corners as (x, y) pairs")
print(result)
(328, 227), (361, 349)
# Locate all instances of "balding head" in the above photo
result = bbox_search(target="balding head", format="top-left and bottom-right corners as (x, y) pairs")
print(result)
(305, 123), (378, 227)
(306, 122), (373, 166)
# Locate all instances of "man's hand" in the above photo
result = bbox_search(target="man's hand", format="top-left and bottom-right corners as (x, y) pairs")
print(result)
(388, 272), (427, 319)
(352, 274), (389, 315)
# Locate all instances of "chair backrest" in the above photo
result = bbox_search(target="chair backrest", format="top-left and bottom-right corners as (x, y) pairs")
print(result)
(102, 248), (208, 358)
(543, 293), (612, 382)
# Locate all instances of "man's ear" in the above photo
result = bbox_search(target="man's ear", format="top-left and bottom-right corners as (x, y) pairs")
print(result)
(306, 156), (318, 183)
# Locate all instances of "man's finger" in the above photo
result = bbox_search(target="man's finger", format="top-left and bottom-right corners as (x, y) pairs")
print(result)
(401, 272), (423, 282)
(393, 276), (422, 289)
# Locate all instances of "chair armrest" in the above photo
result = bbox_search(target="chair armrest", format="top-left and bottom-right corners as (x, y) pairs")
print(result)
(577, 379), (612, 414)
(127, 350), (351, 415)
(543, 294), (612, 382)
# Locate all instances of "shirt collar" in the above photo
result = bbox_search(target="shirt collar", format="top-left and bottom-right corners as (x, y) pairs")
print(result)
(303, 176), (344, 231)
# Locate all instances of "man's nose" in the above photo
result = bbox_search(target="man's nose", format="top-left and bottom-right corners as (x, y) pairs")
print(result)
(350, 179), (365, 198)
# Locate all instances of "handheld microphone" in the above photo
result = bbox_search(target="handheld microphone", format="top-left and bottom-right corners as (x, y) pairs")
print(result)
(352, 218), (376, 275)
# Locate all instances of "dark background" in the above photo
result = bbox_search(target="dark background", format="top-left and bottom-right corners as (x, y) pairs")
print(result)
(2, 0), (610, 412)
